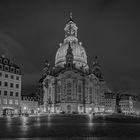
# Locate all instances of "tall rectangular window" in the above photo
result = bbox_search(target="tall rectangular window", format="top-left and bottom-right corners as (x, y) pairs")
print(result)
(10, 91), (13, 96)
(4, 82), (8, 87)
(0, 64), (3, 70)
(5, 74), (8, 78)
(4, 91), (7, 96)
(11, 75), (14, 79)
(15, 92), (18, 97)
(0, 81), (2, 86)
(16, 76), (19, 80)
(10, 83), (14, 88)
(16, 84), (19, 88)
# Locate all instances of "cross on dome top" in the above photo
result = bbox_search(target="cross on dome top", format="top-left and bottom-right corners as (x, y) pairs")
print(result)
(64, 13), (78, 43)
(70, 12), (73, 21)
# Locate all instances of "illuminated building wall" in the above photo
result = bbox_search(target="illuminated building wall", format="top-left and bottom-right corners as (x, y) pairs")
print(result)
(0, 55), (21, 116)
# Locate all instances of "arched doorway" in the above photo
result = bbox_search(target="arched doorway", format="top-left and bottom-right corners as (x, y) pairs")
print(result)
(67, 105), (71, 113)
(3, 107), (14, 116)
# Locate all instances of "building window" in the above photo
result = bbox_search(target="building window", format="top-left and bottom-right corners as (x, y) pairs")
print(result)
(0, 99), (1, 104)
(5, 74), (8, 78)
(78, 85), (81, 93)
(10, 91), (13, 96)
(15, 100), (18, 105)
(0, 64), (3, 70)
(16, 84), (19, 88)
(10, 83), (14, 88)
(0, 90), (1, 95)
(3, 99), (7, 104)
(16, 69), (20, 74)
(0, 81), (1, 86)
(15, 92), (18, 97)
(4, 82), (8, 87)
(4, 65), (9, 72)
(11, 75), (14, 79)
(9, 99), (13, 104)
(16, 76), (19, 80)
(9, 61), (13, 66)
(4, 91), (7, 96)
(0, 72), (2, 77)
(10, 67), (15, 73)
(3, 59), (8, 64)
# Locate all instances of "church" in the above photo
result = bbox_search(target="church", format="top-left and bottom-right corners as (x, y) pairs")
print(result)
(40, 14), (111, 114)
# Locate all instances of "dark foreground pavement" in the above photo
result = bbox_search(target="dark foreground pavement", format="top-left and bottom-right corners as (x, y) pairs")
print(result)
(0, 114), (140, 140)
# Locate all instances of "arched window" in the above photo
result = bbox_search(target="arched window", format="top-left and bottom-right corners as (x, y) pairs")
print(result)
(3, 59), (8, 64)
(78, 85), (81, 93)
(4, 65), (9, 72)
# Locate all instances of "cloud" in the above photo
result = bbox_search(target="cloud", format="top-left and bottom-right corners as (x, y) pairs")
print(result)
(0, 31), (23, 59)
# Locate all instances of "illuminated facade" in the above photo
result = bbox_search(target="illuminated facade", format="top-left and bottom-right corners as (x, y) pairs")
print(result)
(0, 55), (21, 116)
(40, 14), (110, 114)
(119, 92), (140, 115)
(20, 96), (39, 115)
(104, 92), (116, 113)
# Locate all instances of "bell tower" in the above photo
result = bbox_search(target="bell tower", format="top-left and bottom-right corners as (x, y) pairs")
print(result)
(64, 13), (78, 43)
(92, 56), (103, 81)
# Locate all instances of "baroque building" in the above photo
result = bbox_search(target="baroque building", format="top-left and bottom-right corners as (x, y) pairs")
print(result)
(0, 55), (21, 116)
(40, 14), (110, 114)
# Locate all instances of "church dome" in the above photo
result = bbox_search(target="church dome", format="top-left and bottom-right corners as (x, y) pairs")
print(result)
(55, 42), (88, 68)
(55, 13), (89, 70)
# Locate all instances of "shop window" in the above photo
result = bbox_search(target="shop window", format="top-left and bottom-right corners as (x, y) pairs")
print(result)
(3, 99), (7, 104)
(9, 99), (13, 104)
(15, 100), (18, 105)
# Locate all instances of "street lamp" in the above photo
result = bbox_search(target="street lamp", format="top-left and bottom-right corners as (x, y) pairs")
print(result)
(23, 106), (27, 110)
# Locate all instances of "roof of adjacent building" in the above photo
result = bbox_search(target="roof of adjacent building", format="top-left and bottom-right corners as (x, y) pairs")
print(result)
(0, 55), (21, 75)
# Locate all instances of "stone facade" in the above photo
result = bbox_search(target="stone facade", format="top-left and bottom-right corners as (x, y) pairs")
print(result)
(119, 93), (140, 115)
(39, 15), (111, 114)
(104, 92), (116, 113)
(20, 96), (39, 115)
(0, 55), (21, 116)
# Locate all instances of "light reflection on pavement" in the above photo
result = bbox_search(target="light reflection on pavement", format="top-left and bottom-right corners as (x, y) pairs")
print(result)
(0, 114), (140, 139)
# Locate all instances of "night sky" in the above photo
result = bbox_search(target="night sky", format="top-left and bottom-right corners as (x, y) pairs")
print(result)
(0, 0), (140, 95)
